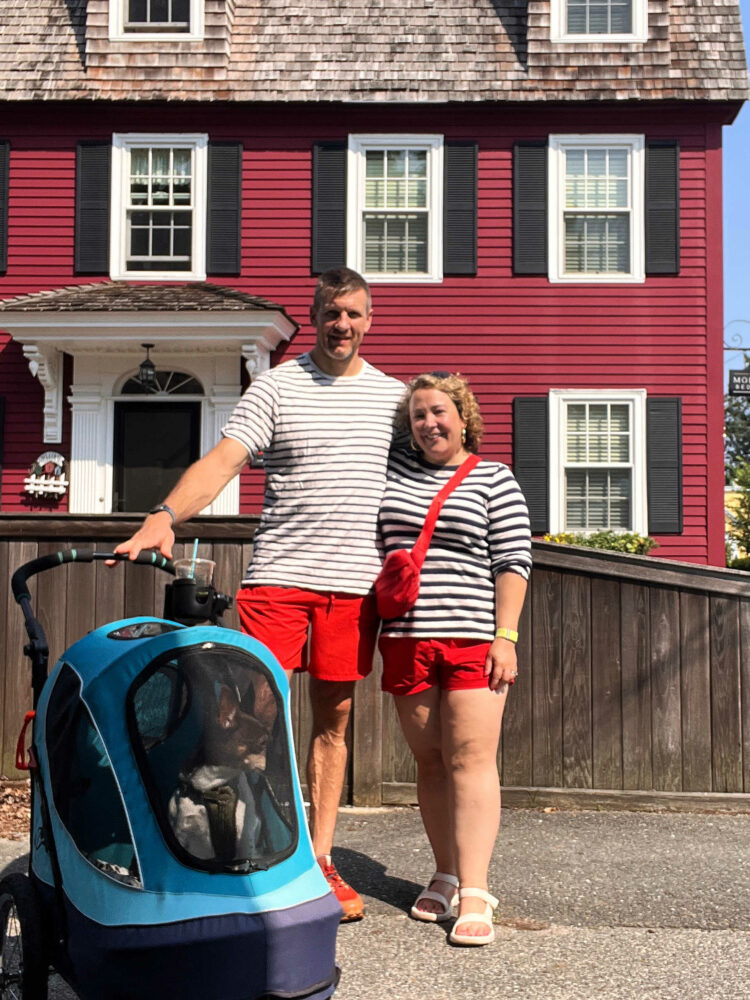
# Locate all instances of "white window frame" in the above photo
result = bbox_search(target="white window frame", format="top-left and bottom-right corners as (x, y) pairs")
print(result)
(109, 0), (205, 42)
(548, 134), (645, 284)
(110, 133), (208, 282)
(347, 134), (444, 284)
(549, 388), (648, 536)
(550, 0), (647, 42)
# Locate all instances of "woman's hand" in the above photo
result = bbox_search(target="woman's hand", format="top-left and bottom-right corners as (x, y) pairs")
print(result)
(484, 637), (519, 693)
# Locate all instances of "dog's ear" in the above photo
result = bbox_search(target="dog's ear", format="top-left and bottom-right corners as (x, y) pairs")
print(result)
(217, 685), (239, 730)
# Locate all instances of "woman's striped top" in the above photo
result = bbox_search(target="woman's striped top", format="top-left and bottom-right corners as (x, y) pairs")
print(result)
(222, 353), (405, 595)
(378, 449), (532, 639)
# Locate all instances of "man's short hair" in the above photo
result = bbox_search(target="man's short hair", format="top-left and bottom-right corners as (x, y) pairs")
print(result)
(313, 267), (372, 314)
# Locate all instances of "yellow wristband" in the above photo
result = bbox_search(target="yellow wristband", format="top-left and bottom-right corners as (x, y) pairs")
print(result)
(494, 627), (518, 643)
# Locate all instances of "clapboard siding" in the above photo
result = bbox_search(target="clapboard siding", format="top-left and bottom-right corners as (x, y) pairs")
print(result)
(0, 103), (725, 564)
(3, 521), (750, 813)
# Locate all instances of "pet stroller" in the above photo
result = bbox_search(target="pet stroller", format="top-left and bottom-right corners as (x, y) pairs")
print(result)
(0, 548), (341, 1000)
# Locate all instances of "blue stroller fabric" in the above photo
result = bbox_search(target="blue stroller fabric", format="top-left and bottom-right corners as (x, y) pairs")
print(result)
(30, 619), (341, 1000)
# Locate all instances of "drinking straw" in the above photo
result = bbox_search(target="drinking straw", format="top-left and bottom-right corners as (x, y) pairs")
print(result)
(190, 537), (199, 578)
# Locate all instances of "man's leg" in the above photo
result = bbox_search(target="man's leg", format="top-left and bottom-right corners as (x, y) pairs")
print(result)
(306, 676), (364, 920)
(306, 676), (354, 858)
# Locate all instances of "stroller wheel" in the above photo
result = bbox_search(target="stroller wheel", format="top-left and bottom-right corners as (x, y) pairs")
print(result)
(0, 874), (49, 999)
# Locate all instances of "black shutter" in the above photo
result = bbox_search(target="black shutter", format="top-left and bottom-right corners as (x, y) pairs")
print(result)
(443, 142), (477, 275)
(0, 142), (9, 275)
(513, 142), (547, 275)
(647, 396), (683, 534)
(206, 142), (242, 276)
(645, 141), (679, 275)
(311, 142), (347, 274)
(75, 142), (111, 274)
(513, 396), (549, 533)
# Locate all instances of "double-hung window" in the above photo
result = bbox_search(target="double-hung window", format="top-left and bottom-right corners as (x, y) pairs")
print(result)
(549, 389), (647, 534)
(111, 134), (208, 281)
(347, 135), (443, 283)
(549, 134), (644, 283)
(550, 0), (647, 41)
(110, 0), (204, 40)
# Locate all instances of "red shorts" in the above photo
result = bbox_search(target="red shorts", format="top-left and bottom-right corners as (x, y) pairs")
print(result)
(236, 585), (378, 682)
(379, 636), (492, 696)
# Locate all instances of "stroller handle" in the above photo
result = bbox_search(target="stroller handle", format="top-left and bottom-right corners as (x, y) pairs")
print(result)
(12, 548), (175, 604)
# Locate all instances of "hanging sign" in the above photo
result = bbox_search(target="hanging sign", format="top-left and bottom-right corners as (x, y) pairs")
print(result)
(729, 370), (750, 396)
(24, 451), (69, 498)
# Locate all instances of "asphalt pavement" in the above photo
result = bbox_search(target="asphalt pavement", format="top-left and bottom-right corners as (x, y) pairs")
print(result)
(3, 804), (750, 1000)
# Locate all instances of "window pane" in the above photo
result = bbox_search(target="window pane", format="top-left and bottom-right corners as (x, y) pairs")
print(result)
(128, 0), (148, 22)
(567, 0), (632, 33)
(564, 214), (630, 274)
(387, 150), (407, 178)
(151, 0), (169, 22)
(565, 468), (632, 530)
(363, 213), (427, 273)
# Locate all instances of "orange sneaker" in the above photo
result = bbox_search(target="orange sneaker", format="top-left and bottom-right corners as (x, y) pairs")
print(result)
(318, 857), (365, 922)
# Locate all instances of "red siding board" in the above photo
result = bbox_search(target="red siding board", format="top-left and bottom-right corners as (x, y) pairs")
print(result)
(0, 102), (726, 564)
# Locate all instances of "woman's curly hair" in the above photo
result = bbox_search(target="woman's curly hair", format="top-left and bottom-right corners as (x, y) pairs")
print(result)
(396, 372), (484, 454)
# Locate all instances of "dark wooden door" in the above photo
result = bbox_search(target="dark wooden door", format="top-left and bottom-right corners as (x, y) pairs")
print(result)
(113, 401), (200, 512)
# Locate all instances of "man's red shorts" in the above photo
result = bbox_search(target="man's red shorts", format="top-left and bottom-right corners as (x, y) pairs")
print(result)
(236, 585), (378, 682)
(379, 636), (492, 696)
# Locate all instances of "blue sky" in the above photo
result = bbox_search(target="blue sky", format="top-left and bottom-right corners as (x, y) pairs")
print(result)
(723, 0), (750, 384)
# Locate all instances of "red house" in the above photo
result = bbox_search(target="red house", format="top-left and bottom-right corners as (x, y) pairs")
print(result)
(0, 0), (746, 565)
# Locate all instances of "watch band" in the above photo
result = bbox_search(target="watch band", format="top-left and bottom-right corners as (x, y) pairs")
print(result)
(494, 627), (518, 643)
(148, 503), (176, 526)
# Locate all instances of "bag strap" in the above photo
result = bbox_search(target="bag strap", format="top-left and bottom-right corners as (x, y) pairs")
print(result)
(411, 454), (481, 567)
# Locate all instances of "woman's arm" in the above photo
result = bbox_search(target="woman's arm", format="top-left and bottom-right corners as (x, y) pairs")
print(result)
(484, 570), (528, 692)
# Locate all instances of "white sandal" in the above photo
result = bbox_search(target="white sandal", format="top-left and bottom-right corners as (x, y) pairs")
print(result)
(410, 872), (459, 923)
(448, 888), (499, 946)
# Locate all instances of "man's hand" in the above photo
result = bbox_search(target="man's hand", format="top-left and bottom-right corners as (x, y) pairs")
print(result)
(113, 510), (176, 561)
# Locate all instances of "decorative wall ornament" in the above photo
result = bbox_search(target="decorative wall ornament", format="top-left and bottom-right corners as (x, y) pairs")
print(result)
(23, 344), (63, 443)
(24, 451), (69, 499)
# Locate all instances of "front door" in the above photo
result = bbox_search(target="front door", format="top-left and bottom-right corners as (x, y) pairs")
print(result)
(113, 401), (200, 512)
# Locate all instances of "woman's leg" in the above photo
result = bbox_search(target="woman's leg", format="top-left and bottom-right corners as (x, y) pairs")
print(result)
(441, 685), (508, 936)
(394, 688), (456, 916)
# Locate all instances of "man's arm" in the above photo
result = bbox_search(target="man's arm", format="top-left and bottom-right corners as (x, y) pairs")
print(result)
(114, 437), (250, 560)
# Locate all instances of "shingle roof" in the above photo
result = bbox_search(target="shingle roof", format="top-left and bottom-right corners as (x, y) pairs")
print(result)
(0, 0), (746, 103)
(0, 281), (299, 326)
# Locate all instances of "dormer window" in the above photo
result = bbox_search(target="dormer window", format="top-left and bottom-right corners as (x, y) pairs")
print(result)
(109, 0), (205, 41)
(550, 0), (647, 41)
(126, 0), (190, 32)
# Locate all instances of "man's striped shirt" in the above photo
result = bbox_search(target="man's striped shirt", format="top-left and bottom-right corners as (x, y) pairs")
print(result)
(222, 353), (404, 594)
(378, 450), (532, 639)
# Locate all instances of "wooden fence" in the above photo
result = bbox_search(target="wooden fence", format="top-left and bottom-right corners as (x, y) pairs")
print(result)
(2, 515), (750, 810)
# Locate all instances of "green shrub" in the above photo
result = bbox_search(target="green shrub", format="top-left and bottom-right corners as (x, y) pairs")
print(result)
(543, 530), (658, 555)
(728, 556), (750, 571)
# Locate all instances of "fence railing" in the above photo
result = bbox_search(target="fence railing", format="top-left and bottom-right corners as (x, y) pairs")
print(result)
(2, 516), (749, 809)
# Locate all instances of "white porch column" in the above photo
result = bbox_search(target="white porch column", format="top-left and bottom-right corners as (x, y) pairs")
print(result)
(205, 391), (242, 515)
(68, 386), (110, 514)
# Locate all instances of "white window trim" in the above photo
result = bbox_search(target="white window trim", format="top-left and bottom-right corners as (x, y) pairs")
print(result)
(550, 0), (648, 43)
(347, 133), (444, 284)
(548, 133), (645, 285)
(110, 133), (208, 282)
(548, 388), (648, 536)
(109, 0), (205, 42)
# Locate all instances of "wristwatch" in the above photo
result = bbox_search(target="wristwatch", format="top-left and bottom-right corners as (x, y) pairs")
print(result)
(148, 503), (177, 526)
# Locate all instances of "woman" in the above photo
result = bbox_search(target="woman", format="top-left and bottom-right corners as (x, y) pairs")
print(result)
(378, 372), (531, 946)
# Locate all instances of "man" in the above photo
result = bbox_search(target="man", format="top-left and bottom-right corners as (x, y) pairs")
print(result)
(115, 267), (404, 921)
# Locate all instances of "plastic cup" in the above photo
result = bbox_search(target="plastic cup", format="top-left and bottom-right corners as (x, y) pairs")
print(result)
(173, 558), (215, 587)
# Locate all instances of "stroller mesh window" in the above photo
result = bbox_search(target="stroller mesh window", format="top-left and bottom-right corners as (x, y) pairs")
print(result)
(129, 643), (297, 872)
(46, 664), (142, 887)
